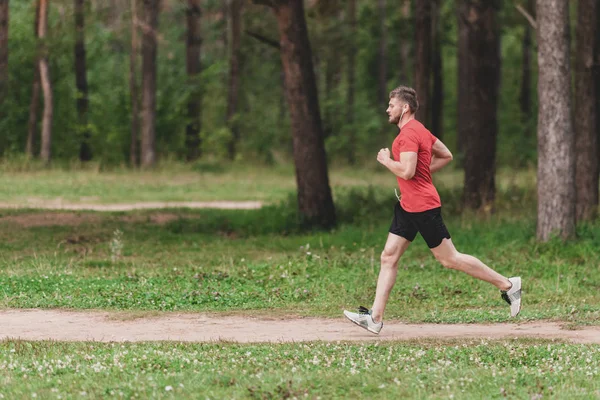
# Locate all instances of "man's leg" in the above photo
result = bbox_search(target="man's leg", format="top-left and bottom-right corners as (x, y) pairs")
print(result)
(370, 233), (411, 323)
(430, 238), (511, 291)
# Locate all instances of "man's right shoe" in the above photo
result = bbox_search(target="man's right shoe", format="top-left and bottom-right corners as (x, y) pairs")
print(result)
(501, 276), (522, 317)
(343, 306), (383, 334)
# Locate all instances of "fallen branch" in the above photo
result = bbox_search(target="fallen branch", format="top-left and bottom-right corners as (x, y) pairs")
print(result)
(515, 4), (537, 30)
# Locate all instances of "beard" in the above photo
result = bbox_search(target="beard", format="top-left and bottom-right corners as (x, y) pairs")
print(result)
(388, 114), (400, 125)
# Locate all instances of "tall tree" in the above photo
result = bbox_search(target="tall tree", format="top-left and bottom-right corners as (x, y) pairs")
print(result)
(226, 0), (242, 160)
(458, 1), (501, 210)
(414, 0), (432, 126)
(252, 0), (336, 229)
(75, 0), (92, 161)
(185, 0), (201, 161)
(0, 0), (8, 114)
(536, 0), (576, 241)
(39, 0), (53, 164)
(27, 0), (41, 157)
(574, 0), (598, 222)
(398, 0), (411, 85)
(130, 0), (140, 166)
(431, 0), (443, 139)
(140, 0), (159, 167)
(519, 0), (534, 125)
(378, 0), (387, 106)
(346, 0), (356, 164)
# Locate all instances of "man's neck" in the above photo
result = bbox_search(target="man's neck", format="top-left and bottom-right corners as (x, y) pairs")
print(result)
(397, 115), (415, 130)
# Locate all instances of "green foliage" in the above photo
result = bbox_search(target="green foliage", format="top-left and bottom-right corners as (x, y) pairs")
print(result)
(1, 0), (543, 165)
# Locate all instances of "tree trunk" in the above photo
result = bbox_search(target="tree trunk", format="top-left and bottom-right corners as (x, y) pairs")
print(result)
(226, 0), (242, 160)
(456, 4), (469, 157)
(414, 0), (432, 126)
(255, 0), (336, 229)
(185, 0), (201, 161)
(140, 0), (159, 168)
(75, 0), (92, 161)
(536, 0), (576, 241)
(378, 0), (387, 107)
(458, 1), (500, 210)
(130, 0), (140, 166)
(27, 1), (41, 157)
(431, 0), (443, 139)
(519, 0), (534, 124)
(0, 0), (8, 112)
(399, 0), (411, 85)
(574, 0), (598, 222)
(39, 0), (53, 164)
(346, 0), (356, 164)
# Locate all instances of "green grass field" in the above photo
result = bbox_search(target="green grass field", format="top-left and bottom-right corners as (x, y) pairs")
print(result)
(1, 339), (599, 399)
(0, 164), (597, 398)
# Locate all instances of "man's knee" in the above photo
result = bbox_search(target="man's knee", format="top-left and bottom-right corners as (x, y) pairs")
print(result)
(436, 253), (460, 270)
(380, 247), (400, 267)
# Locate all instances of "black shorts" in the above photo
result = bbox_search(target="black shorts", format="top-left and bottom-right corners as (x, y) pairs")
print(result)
(389, 202), (451, 248)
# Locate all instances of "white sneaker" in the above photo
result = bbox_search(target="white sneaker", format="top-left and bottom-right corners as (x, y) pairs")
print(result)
(343, 306), (383, 334)
(501, 277), (522, 317)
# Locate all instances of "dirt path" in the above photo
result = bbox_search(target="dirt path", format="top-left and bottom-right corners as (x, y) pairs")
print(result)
(1, 309), (599, 344)
(0, 200), (263, 211)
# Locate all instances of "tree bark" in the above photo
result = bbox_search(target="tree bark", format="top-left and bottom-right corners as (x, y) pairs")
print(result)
(140, 0), (159, 168)
(519, 0), (534, 124)
(75, 0), (92, 161)
(574, 0), (598, 222)
(254, 0), (336, 229)
(27, 1), (41, 157)
(346, 0), (356, 164)
(458, 1), (501, 210)
(536, 0), (576, 241)
(185, 0), (201, 161)
(414, 0), (432, 127)
(0, 0), (8, 112)
(399, 0), (411, 85)
(39, 0), (53, 164)
(226, 0), (242, 160)
(378, 0), (387, 107)
(431, 0), (443, 139)
(130, 0), (140, 166)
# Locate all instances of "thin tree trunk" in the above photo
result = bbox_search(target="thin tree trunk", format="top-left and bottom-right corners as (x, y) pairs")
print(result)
(458, 1), (500, 210)
(399, 0), (411, 85)
(26, 71), (40, 156)
(378, 0), (387, 107)
(130, 0), (140, 166)
(140, 0), (159, 168)
(254, 0), (336, 229)
(456, 3), (469, 157)
(414, 0), (432, 126)
(346, 0), (356, 164)
(185, 0), (201, 161)
(536, 0), (576, 241)
(226, 0), (242, 160)
(519, 0), (534, 124)
(574, 0), (598, 222)
(75, 0), (92, 161)
(27, 1), (41, 157)
(39, 0), (53, 164)
(431, 0), (443, 139)
(0, 0), (8, 112)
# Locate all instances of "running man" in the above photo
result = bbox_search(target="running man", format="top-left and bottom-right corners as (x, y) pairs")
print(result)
(343, 86), (522, 334)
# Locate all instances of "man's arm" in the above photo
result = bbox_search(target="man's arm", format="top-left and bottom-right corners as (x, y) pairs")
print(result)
(430, 139), (453, 173)
(377, 148), (418, 180)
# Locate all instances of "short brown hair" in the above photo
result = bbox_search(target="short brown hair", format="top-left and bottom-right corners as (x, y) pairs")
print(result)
(389, 86), (419, 113)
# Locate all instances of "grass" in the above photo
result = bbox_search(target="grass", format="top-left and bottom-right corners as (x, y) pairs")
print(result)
(0, 201), (598, 324)
(0, 160), (535, 204)
(1, 339), (599, 399)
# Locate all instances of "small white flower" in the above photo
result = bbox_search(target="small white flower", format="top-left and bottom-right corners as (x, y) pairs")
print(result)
(165, 386), (173, 392)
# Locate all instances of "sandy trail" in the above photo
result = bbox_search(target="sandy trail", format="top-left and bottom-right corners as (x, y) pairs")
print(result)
(0, 200), (263, 211)
(1, 309), (599, 344)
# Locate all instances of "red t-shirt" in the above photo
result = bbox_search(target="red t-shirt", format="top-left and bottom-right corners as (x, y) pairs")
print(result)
(391, 119), (442, 212)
